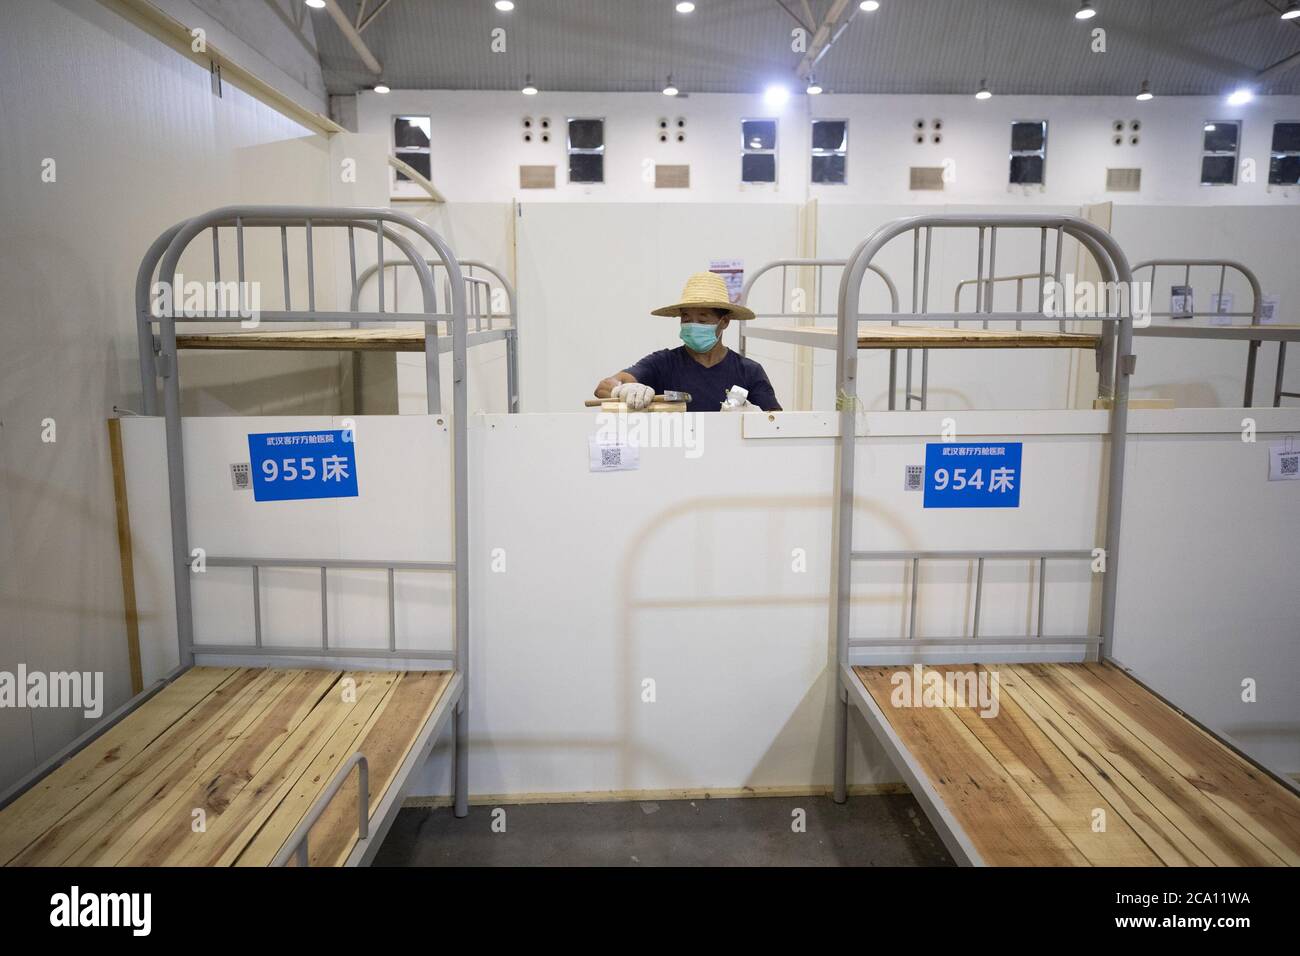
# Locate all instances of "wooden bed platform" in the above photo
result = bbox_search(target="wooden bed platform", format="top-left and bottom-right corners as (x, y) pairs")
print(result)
(176, 327), (433, 352)
(850, 662), (1300, 866)
(0, 666), (452, 867)
(774, 325), (1100, 350)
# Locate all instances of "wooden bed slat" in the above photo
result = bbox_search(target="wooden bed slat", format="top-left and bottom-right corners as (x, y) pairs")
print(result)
(853, 662), (1300, 867)
(1014, 665), (1284, 866)
(775, 325), (1100, 350)
(298, 670), (451, 867)
(0, 667), (238, 865)
(1070, 664), (1300, 864)
(225, 670), (401, 866)
(177, 327), (431, 352)
(856, 666), (1088, 866)
(10, 668), (285, 866)
(114, 670), (340, 866)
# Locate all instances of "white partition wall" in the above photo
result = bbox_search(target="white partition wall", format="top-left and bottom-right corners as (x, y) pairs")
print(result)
(121, 408), (1300, 802)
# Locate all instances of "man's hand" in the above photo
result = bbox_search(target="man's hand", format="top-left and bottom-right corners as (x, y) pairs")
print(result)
(611, 382), (654, 410)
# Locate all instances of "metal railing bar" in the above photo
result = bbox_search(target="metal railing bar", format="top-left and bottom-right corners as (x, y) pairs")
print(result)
(272, 753), (369, 868)
(848, 636), (1102, 647)
(388, 568), (396, 653)
(321, 567), (328, 649)
(252, 565), (262, 648)
(972, 557), (984, 639)
(851, 549), (1092, 561)
(1037, 556), (1047, 638)
(908, 558), (919, 640)
(191, 644), (456, 661)
(306, 219), (316, 313)
(205, 556), (454, 571)
(281, 226), (291, 312)
(235, 216), (246, 316)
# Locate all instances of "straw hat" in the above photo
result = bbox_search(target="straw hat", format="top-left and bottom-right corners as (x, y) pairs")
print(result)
(651, 271), (756, 321)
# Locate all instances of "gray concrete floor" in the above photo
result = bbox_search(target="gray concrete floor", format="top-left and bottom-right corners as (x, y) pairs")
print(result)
(373, 793), (955, 866)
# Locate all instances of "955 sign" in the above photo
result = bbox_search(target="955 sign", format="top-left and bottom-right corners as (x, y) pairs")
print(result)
(923, 442), (1022, 509)
(246, 429), (358, 502)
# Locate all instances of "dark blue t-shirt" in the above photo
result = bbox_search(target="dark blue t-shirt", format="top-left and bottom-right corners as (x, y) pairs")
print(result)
(624, 346), (781, 412)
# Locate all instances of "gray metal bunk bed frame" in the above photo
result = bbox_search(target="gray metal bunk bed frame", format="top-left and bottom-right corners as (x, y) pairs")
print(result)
(739, 223), (1111, 411)
(825, 215), (1299, 865)
(737, 258), (924, 409)
(1, 206), (473, 865)
(956, 258), (1299, 407)
(351, 256), (521, 413)
(828, 214), (1130, 864)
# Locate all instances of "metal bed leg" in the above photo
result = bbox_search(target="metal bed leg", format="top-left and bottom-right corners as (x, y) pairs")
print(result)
(1245, 339), (1260, 407)
(506, 329), (520, 413)
(1275, 341), (1287, 408)
(452, 701), (469, 818)
(832, 689), (849, 804)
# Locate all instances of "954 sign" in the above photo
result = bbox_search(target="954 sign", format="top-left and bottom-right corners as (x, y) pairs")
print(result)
(923, 442), (1022, 509)
(247, 429), (358, 502)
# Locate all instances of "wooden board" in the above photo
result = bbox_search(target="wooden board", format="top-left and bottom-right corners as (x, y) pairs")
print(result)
(854, 662), (1300, 867)
(176, 327), (430, 352)
(0, 667), (452, 867)
(777, 324), (1100, 350)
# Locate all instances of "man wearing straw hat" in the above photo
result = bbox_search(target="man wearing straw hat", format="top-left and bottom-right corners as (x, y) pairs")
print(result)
(593, 271), (782, 412)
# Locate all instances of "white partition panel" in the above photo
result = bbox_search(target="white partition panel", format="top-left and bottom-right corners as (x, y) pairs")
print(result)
(123, 408), (1300, 802)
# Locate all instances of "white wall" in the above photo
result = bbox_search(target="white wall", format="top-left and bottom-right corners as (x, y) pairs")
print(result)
(358, 90), (1300, 206)
(121, 408), (1300, 800)
(0, 0), (340, 789)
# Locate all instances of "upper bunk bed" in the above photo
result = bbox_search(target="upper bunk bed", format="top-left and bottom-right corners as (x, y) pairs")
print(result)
(0, 206), (473, 867)
(821, 214), (1300, 866)
(956, 259), (1300, 407)
(737, 224), (1106, 410)
(136, 224), (520, 414)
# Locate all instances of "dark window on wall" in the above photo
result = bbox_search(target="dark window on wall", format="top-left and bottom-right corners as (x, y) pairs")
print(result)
(567, 118), (605, 184)
(393, 115), (431, 180)
(1200, 121), (1239, 185)
(742, 119), (777, 183)
(1009, 121), (1047, 185)
(1269, 122), (1300, 186)
(811, 119), (848, 185)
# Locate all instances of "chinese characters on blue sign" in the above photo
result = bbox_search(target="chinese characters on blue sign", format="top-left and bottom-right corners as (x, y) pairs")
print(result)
(923, 442), (1022, 508)
(247, 429), (358, 502)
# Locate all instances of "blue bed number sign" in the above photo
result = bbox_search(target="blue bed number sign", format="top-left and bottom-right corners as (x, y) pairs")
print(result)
(923, 442), (1022, 509)
(247, 429), (358, 502)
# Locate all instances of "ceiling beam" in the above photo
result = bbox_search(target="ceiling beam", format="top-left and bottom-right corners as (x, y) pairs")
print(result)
(358, 0), (395, 34)
(323, 0), (383, 74)
(797, 0), (854, 80)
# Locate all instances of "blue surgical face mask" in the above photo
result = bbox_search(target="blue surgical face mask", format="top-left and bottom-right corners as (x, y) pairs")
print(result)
(680, 322), (718, 353)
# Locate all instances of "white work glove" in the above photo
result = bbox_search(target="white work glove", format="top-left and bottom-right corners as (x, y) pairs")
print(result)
(611, 382), (654, 410)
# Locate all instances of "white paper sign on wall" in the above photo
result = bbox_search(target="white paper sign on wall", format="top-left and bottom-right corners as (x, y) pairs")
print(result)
(1261, 294), (1281, 325)
(1268, 441), (1299, 482)
(1210, 291), (1234, 326)
(589, 436), (639, 472)
(1170, 285), (1193, 319)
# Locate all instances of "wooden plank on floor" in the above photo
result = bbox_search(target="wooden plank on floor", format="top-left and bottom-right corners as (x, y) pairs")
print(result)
(112, 670), (340, 866)
(1017, 664), (1283, 866)
(946, 667), (1161, 866)
(179, 671), (395, 866)
(1068, 663), (1300, 865)
(300, 670), (451, 867)
(0, 667), (237, 865)
(232, 671), (402, 866)
(855, 666), (1088, 866)
(10, 667), (283, 865)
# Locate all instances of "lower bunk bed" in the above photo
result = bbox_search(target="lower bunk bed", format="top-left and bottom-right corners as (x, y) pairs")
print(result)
(0, 665), (459, 867)
(843, 661), (1300, 866)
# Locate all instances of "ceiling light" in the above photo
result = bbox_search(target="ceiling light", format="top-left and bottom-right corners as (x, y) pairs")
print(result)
(521, 74), (538, 95)
(1135, 79), (1153, 101)
(494, 1), (515, 11)
(1204, 124), (1216, 132)
(764, 84), (790, 107)
(974, 79), (992, 100)
(676, 1), (696, 12)
(859, 1), (880, 11)
(305, 0), (325, 8)
(373, 83), (390, 93)
(1226, 87), (1253, 106)
(663, 75), (679, 96)
(1074, 1), (1096, 19)
(1282, 2), (1299, 19)
(806, 77), (823, 95)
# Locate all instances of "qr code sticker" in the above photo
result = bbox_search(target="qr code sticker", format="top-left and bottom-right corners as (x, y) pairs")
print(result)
(600, 447), (622, 469)
(905, 464), (923, 491)
(1282, 454), (1299, 477)
(230, 462), (251, 491)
